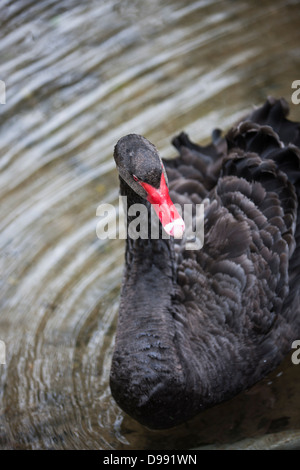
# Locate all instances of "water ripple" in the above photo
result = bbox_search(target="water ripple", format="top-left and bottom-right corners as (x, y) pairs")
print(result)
(0, 0), (300, 450)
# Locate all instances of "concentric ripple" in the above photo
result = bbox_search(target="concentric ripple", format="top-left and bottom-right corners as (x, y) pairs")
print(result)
(0, 0), (300, 450)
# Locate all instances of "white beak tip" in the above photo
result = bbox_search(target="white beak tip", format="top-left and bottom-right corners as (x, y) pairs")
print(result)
(163, 219), (185, 238)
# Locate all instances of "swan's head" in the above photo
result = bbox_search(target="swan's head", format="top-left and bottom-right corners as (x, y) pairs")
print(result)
(114, 134), (185, 238)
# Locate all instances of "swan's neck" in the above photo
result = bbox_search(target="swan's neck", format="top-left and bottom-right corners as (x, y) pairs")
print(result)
(112, 187), (181, 354)
(119, 176), (177, 278)
(110, 177), (195, 427)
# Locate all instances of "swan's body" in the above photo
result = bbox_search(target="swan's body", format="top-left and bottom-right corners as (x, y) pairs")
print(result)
(110, 97), (300, 429)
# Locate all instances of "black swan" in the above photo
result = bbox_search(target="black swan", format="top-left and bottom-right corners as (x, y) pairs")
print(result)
(110, 97), (300, 429)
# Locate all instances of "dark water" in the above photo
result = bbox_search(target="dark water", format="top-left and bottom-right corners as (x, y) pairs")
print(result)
(0, 0), (300, 450)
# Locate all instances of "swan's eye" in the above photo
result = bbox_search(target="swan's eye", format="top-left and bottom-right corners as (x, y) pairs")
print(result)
(133, 174), (139, 182)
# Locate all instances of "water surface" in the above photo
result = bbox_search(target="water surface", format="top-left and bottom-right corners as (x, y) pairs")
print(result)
(0, 0), (300, 450)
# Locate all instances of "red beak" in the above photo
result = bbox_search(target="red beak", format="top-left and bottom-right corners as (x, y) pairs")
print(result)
(139, 172), (185, 238)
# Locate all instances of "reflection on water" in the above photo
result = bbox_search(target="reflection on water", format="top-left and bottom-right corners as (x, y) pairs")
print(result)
(0, 0), (300, 450)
